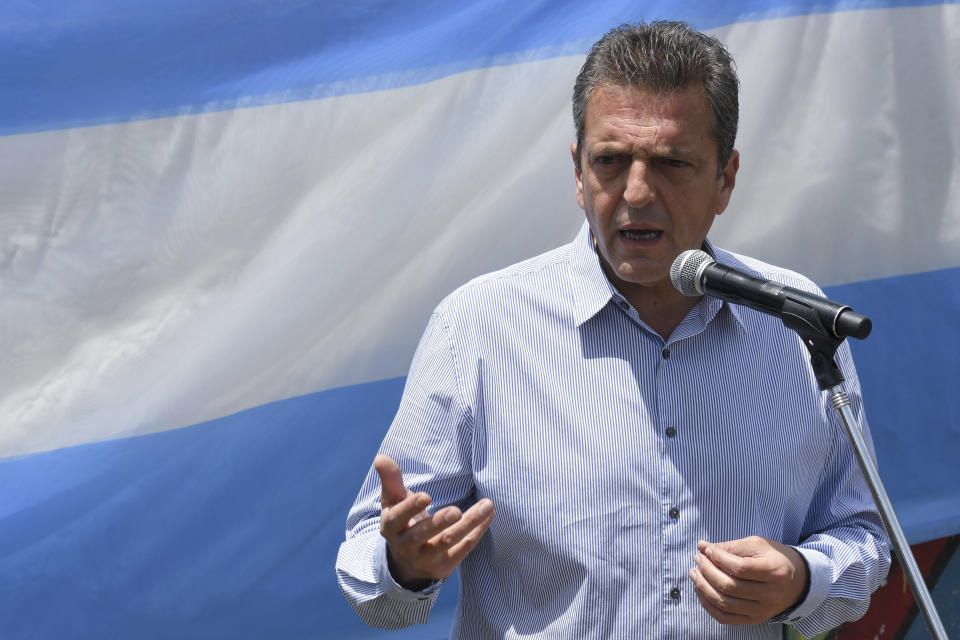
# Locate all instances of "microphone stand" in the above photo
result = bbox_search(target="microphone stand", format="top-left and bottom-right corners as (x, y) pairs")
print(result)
(781, 300), (949, 640)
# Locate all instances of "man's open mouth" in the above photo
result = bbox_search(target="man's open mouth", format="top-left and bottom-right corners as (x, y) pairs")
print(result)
(621, 229), (662, 241)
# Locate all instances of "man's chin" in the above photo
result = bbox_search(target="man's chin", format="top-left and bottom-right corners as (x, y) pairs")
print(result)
(615, 258), (666, 279)
(612, 267), (671, 290)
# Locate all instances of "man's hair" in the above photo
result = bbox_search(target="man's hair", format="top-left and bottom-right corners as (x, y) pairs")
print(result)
(572, 21), (739, 175)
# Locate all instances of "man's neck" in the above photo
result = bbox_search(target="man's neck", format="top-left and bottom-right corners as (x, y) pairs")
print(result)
(624, 283), (701, 341)
(600, 261), (701, 340)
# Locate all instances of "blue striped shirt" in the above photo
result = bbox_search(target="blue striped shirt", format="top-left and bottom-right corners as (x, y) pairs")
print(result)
(336, 221), (890, 639)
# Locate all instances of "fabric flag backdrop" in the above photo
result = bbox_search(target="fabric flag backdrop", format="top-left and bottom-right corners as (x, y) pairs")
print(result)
(1, 1), (958, 637)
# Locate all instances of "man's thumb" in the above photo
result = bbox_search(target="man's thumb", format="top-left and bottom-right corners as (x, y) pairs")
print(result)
(374, 454), (407, 506)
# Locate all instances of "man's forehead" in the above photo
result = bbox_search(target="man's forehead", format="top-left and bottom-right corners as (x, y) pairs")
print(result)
(582, 84), (715, 149)
(590, 81), (709, 105)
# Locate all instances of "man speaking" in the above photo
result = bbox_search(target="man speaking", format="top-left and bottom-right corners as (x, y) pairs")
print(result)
(336, 21), (890, 638)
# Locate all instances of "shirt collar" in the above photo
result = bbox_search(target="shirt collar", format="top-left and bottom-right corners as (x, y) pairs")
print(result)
(568, 221), (748, 334)
(570, 221), (620, 327)
(701, 238), (748, 334)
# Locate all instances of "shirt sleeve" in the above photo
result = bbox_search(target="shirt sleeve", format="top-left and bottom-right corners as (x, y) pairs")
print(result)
(773, 341), (892, 635)
(335, 309), (476, 629)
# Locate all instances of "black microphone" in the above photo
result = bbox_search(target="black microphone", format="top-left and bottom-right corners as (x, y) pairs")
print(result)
(670, 249), (872, 340)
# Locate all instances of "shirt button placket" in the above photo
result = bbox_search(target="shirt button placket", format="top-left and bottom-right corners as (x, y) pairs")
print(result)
(658, 341), (685, 637)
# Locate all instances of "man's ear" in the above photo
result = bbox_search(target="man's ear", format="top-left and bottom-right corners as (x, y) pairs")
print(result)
(714, 149), (739, 216)
(571, 142), (585, 210)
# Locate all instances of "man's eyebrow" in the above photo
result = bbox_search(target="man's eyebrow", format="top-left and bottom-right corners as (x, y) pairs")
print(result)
(657, 145), (705, 158)
(589, 142), (628, 152)
(589, 143), (706, 159)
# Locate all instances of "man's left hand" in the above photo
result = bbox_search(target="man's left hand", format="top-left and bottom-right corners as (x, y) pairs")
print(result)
(688, 535), (809, 625)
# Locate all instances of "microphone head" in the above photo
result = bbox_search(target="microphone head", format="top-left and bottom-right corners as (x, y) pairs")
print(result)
(670, 249), (714, 296)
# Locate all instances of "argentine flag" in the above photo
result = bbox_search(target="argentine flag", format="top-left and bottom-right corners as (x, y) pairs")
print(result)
(1, 1), (958, 637)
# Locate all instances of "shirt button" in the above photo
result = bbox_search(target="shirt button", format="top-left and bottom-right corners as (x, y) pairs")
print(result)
(669, 506), (680, 519)
(662, 348), (670, 359)
(670, 587), (681, 600)
(665, 426), (677, 438)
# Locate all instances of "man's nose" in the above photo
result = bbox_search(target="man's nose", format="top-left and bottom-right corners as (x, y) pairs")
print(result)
(624, 161), (656, 208)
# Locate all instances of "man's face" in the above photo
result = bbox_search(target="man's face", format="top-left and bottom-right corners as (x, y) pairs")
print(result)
(572, 84), (738, 298)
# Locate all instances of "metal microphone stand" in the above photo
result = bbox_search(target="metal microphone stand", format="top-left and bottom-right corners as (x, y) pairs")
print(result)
(783, 302), (949, 640)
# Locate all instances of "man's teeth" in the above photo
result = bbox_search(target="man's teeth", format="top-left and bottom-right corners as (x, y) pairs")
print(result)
(622, 229), (661, 240)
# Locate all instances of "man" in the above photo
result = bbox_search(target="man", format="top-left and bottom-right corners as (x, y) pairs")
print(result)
(336, 21), (890, 638)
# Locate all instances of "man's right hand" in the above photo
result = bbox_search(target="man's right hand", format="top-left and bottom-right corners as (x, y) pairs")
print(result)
(374, 454), (495, 591)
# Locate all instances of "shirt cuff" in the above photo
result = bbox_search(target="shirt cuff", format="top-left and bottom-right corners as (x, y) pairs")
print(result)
(768, 545), (831, 626)
(375, 536), (444, 602)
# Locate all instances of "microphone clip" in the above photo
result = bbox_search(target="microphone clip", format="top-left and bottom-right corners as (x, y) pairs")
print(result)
(781, 296), (846, 390)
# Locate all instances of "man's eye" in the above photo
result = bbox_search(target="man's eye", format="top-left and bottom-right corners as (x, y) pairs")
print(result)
(661, 158), (691, 168)
(594, 155), (623, 166)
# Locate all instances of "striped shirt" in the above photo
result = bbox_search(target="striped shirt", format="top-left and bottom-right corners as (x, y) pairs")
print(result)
(336, 221), (890, 639)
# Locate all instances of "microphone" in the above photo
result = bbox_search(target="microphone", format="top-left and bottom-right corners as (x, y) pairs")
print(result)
(670, 249), (872, 340)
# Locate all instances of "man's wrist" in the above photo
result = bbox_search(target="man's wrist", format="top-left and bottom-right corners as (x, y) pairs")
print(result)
(779, 547), (811, 617)
(386, 546), (436, 592)
(769, 545), (831, 625)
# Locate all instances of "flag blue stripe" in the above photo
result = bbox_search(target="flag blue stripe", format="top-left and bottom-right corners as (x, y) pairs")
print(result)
(829, 266), (960, 543)
(0, 265), (955, 637)
(1, 0), (954, 136)
(0, 377), (410, 638)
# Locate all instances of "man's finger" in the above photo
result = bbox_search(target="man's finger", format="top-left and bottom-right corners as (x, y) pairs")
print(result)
(698, 539), (773, 582)
(426, 499), (493, 545)
(396, 507), (463, 547)
(706, 536), (768, 556)
(694, 552), (766, 601)
(380, 492), (431, 537)
(374, 454), (408, 507)
(689, 566), (759, 618)
(446, 509), (493, 560)
(432, 500), (494, 558)
(690, 571), (754, 625)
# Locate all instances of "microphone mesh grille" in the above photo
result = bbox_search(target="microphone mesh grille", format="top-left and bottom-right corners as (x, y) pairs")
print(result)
(670, 250), (713, 297)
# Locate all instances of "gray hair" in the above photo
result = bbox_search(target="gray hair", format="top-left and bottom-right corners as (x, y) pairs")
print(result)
(572, 21), (739, 175)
